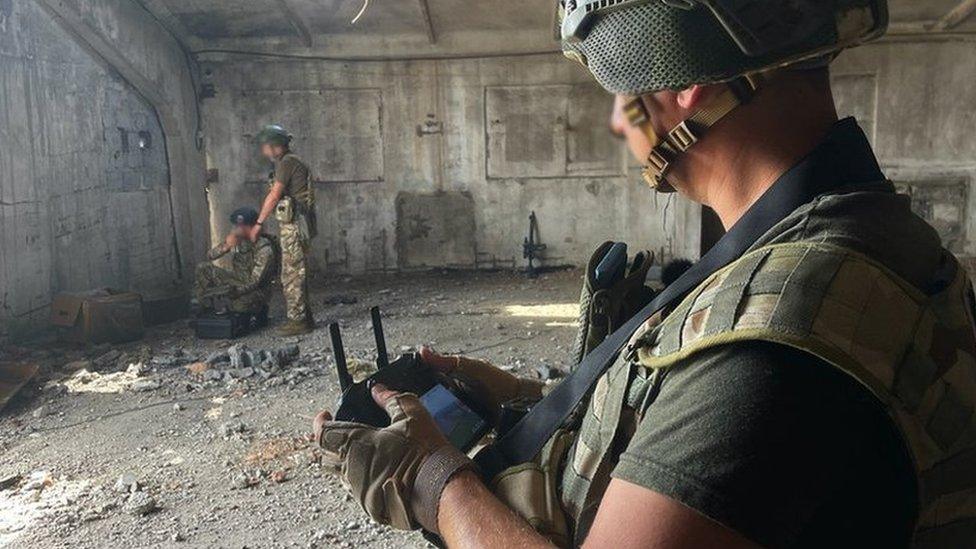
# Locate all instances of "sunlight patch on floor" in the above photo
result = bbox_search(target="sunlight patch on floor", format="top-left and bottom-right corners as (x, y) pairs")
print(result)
(503, 303), (578, 319)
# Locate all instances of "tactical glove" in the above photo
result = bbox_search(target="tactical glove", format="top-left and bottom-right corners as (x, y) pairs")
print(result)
(571, 242), (656, 366)
(315, 386), (477, 534)
(421, 348), (544, 427)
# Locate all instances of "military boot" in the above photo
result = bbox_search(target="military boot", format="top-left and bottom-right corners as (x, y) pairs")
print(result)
(275, 318), (313, 337)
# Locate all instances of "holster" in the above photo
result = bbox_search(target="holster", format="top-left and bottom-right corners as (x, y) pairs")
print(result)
(276, 197), (318, 243)
(571, 242), (656, 366)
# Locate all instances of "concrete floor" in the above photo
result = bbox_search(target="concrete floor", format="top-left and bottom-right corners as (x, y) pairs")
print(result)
(0, 269), (582, 548)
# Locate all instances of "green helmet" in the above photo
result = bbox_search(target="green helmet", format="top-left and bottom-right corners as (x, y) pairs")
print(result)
(558, 0), (889, 95)
(556, 0), (888, 193)
(255, 124), (292, 146)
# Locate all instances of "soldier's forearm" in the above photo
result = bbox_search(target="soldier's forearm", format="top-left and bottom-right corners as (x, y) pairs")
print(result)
(207, 245), (229, 261)
(438, 471), (554, 549)
(258, 183), (285, 224)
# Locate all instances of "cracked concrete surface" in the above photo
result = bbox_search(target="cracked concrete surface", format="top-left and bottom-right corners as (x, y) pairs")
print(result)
(0, 270), (581, 548)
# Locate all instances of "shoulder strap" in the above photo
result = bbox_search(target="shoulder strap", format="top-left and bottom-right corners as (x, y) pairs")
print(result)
(479, 126), (887, 476)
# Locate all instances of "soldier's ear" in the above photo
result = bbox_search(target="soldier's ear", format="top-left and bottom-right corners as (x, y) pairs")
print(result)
(675, 85), (706, 111)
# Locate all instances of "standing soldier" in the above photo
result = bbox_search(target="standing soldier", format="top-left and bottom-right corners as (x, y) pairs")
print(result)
(194, 207), (277, 322)
(252, 124), (317, 336)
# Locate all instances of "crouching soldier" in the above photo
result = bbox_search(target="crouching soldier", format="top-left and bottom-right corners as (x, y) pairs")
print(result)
(195, 207), (278, 323)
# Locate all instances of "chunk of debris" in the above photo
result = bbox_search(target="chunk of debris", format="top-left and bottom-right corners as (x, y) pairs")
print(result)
(20, 471), (53, 493)
(31, 405), (50, 419)
(0, 360), (39, 411)
(122, 491), (156, 516)
(129, 379), (161, 393)
(219, 420), (247, 438)
(93, 350), (122, 370)
(63, 360), (93, 372)
(114, 473), (140, 494)
(535, 363), (565, 381)
(185, 362), (210, 376)
(0, 473), (22, 491)
(230, 472), (256, 490)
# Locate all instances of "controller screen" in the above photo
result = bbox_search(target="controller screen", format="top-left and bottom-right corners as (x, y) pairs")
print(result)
(420, 385), (488, 451)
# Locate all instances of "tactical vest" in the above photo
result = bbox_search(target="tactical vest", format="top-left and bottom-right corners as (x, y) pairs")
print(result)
(233, 235), (279, 281)
(556, 240), (976, 547)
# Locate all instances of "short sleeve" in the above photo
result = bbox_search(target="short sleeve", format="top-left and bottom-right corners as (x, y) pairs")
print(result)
(274, 156), (299, 193)
(612, 342), (917, 548)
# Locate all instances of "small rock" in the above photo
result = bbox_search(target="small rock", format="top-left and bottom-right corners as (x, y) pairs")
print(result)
(171, 532), (185, 542)
(230, 472), (253, 490)
(129, 379), (160, 392)
(20, 471), (52, 493)
(535, 364), (565, 381)
(63, 360), (93, 372)
(202, 369), (223, 382)
(205, 351), (230, 366)
(269, 470), (287, 484)
(31, 405), (49, 419)
(114, 473), (140, 494)
(229, 367), (254, 379)
(173, 403), (184, 412)
(125, 362), (146, 377)
(93, 350), (122, 370)
(228, 344), (248, 369)
(185, 362), (210, 376)
(122, 492), (156, 516)
(0, 474), (22, 491)
(219, 420), (246, 438)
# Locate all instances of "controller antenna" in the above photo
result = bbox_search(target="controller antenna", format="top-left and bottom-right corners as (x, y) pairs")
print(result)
(329, 322), (353, 391)
(370, 306), (390, 370)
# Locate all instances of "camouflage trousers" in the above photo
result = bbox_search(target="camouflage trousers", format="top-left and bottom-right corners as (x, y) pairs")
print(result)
(194, 263), (269, 314)
(279, 222), (311, 322)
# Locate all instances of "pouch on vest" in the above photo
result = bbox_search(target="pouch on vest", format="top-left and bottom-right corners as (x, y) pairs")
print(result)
(489, 430), (575, 548)
(572, 242), (655, 366)
(275, 196), (295, 224)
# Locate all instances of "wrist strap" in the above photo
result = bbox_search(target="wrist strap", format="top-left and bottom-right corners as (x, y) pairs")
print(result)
(414, 446), (477, 534)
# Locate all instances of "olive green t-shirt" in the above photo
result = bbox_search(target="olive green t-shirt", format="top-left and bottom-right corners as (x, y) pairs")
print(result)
(612, 342), (917, 548)
(273, 152), (311, 204)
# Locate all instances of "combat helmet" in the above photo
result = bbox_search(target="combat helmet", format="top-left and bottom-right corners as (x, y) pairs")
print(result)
(556, 0), (888, 191)
(255, 124), (293, 147)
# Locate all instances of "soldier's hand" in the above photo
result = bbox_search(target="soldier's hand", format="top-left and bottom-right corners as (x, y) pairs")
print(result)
(248, 223), (262, 243)
(313, 384), (476, 534)
(223, 232), (239, 251)
(420, 347), (544, 426)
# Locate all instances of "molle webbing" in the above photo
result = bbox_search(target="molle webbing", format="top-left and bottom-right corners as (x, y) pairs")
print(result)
(631, 242), (976, 547)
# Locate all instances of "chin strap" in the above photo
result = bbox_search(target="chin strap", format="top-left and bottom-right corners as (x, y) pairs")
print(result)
(625, 73), (765, 193)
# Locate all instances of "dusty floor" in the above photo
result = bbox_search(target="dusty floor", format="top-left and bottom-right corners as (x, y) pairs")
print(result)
(0, 269), (583, 548)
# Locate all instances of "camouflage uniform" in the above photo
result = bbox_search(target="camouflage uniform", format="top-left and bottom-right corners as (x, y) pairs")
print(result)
(271, 152), (316, 323)
(195, 235), (278, 314)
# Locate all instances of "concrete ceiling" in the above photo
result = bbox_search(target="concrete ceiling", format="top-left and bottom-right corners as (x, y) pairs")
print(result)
(138, 0), (976, 60)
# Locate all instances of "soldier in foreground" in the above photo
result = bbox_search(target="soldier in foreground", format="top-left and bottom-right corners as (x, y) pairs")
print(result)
(314, 2), (976, 548)
(253, 124), (317, 336)
(194, 207), (277, 321)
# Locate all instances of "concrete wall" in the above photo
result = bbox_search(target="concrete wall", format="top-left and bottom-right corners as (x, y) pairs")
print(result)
(199, 54), (702, 275)
(0, 0), (207, 339)
(833, 40), (976, 265)
(198, 36), (976, 277)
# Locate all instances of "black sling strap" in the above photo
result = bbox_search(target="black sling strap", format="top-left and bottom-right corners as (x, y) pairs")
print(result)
(477, 119), (887, 477)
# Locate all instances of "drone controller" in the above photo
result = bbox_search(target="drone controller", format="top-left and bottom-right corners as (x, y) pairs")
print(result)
(329, 307), (490, 451)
